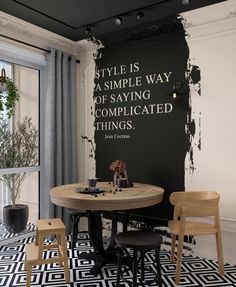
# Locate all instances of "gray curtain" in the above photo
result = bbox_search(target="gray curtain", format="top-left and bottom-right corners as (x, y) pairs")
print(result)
(40, 49), (77, 228)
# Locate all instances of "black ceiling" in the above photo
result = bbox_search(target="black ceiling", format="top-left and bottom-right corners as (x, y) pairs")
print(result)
(0, 0), (226, 45)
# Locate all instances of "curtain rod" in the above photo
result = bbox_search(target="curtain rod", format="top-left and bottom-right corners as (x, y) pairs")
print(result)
(0, 34), (80, 63)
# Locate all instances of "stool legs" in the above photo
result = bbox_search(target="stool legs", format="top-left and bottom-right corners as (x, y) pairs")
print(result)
(140, 250), (145, 282)
(24, 254), (32, 287)
(60, 234), (70, 282)
(116, 250), (123, 287)
(26, 264), (32, 287)
(116, 248), (162, 287)
(155, 248), (162, 287)
(132, 250), (138, 287)
(56, 233), (63, 267)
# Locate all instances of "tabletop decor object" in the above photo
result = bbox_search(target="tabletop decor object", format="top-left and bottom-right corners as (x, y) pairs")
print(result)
(88, 177), (97, 187)
(109, 160), (128, 188)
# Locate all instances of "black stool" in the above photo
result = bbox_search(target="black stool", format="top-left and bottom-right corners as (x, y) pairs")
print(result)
(69, 209), (87, 255)
(115, 230), (163, 287)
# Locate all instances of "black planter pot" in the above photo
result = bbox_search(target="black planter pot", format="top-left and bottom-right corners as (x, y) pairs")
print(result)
(3, 204), (29, 233)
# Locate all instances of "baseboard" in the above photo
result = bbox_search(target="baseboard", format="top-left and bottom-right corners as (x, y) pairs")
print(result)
(193, 218), (236, 265)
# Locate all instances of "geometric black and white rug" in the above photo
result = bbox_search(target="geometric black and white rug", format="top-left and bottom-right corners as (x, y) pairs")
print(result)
(0, 233), (235, 287)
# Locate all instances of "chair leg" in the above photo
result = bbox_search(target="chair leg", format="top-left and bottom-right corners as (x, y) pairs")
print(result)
(155, 248), (162, 287)
(175, 234), (184, 285)
(170, 234), (176, 262)
(215, 232), (224, 275)
(133, 250), (138, 287)
(116, 250), (123, 287)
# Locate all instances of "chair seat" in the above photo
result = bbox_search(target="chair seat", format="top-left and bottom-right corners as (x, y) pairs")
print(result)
(169, 220), (218, 236)
(115, 230), (163, 249)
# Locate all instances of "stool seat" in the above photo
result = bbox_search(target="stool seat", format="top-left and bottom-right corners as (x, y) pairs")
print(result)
(116, 230), (163, 249)
(36, 218), (65, 232)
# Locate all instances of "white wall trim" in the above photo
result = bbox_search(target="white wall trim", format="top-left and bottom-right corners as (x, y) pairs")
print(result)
(182, 0), (236, 40)
(221, 217), (236, 233)
(182, 0), (236, 27)
(184, 16), (236, 42)
(0, 11), (80, 56)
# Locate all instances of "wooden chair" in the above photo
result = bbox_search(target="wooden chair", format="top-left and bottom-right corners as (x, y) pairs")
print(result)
(168, 191), (224, 285)
(24, 218), (70, 287)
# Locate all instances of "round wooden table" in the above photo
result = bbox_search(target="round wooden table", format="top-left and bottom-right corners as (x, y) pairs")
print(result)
(50, 181), (164, 211)
(50, 182), (164, 274)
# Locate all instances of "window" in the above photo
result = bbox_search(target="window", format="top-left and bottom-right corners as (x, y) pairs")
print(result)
(0, 61), (12, 119)
(0, 60), (40, 226)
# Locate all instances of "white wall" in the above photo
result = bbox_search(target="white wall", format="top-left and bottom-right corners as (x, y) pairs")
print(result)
(183, 0), (236, 264)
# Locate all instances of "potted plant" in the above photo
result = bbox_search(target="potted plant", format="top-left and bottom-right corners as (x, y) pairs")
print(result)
(0, 116), (38, 233)
(0, 68), (20, 118)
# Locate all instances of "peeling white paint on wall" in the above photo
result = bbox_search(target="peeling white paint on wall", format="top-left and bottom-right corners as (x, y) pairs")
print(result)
(182, 0), (236, 264)
(78, 40), (103, 181)
(183, 0), (236, 220)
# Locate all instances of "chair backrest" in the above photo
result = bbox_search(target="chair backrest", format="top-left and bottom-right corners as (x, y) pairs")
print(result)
(170, 191), (220, 218)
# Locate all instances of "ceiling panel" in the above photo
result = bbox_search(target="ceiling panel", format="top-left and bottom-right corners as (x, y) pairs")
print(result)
(0, 0), (227, 43)
(12, 0), (160, 27)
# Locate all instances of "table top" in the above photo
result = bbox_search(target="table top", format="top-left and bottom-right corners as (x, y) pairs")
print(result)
(50, 182), (164, 211)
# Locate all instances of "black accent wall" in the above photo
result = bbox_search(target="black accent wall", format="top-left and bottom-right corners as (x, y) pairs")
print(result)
(94, 17), (191, 224)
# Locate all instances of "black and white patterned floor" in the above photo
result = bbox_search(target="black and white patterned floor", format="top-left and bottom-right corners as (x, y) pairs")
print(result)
(0, 222), (36, 246)
(0, 233), (235, 287)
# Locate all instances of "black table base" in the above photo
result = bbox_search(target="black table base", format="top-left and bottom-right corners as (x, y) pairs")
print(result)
(77, 210), (128, 275)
